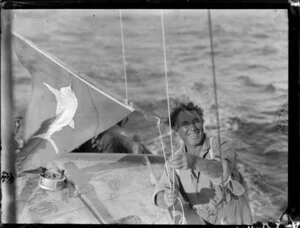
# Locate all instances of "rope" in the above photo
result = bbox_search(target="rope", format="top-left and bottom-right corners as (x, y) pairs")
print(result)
(119, 9), (129, 104)
(156, 118), (172, 187)
(13, 32), (134, 112)
(118, 10), (178, 224)
(160, 9), (175, 190)
(255, 178), (287, 196)
(155, 118), (179, 224)
(176, 197), (186, 224)
(207, 9), (226, 201)
(206, 11), (288, 219)
(160, 10), (176, 224)
(160, 10), (186, 224)
(145, 131), (171, 144)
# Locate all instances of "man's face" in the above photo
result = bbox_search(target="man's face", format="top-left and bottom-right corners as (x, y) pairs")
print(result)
(175, 110), (204, 147)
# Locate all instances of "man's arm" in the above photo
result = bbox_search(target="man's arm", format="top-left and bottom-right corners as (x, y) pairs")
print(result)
(153, 166), (179, 209)
(194, 136), (236, 183)
(169, 136), (236, 182)
(169, 153), (223, 178)
(155, 189), (178, 209)
(109, 127), (152, 154)
(194, 158), (223, 178)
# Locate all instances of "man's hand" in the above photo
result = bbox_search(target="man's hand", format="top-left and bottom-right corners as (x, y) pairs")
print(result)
(168, 152), (196, 170)
(163, 189), (179, 207)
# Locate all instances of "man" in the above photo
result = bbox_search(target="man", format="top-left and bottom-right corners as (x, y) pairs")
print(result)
(153, 102), (252, 225)
(73, 117), (151, 154)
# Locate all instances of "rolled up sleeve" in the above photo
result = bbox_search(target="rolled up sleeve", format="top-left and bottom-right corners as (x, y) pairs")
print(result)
(210, 136), (237, 185)
(152, 165), (179, 206)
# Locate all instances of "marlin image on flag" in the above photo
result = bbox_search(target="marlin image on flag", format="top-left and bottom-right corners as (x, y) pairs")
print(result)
(13, 33), (134, 172)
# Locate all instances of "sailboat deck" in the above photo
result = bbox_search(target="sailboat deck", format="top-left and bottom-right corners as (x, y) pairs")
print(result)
(16, 153), (172, 224)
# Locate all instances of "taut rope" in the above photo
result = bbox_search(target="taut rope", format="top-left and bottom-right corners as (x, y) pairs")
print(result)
(119, 10), (129, 104)
(160, 10), (186, 224)
(160, 9), (175, 191)
(207, 9), (226, 201)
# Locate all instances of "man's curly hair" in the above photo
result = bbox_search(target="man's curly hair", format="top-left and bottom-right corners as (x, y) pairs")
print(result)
(165, 102), (204, 129)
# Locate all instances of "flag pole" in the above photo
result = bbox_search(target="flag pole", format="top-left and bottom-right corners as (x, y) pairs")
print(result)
(1, 9), (16, 223)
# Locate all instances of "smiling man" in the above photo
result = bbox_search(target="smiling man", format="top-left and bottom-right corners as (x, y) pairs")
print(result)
(153, 102), (252, 225)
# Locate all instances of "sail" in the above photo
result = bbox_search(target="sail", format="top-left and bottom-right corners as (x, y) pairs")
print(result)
(13, 33), (134, 170)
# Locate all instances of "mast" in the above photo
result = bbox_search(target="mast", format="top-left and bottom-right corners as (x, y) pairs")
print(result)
(1, 9), (16, 223)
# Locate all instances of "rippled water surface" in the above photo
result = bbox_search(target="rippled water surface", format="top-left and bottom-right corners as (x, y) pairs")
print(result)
(12, 9), (288, 222)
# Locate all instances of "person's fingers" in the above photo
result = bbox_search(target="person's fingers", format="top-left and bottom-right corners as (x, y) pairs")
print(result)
(170, 152), (190, 169)
(165, 196), (177, 206)
(166, 192), (177, 199)
(166, 198), (176, 205)
(169, 163), (181, 169)
(165, 189), (172, 195)
(169, 157), (185, 168)
(168, 154), (182, 164)
(165, 189), (179, 199)
(173, 152), (183, 159)
(170, 157), (184, 165)
(169, 195), (177, 202)
(169, 163), (184, 170)
(164, 191), (171, 205)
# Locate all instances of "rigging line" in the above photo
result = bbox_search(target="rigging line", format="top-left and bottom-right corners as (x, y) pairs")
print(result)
(177, 197), (186, 224)
(255, 178), (287, 196)
(160, 9), (175, 191)
(144, 155), (166, 224)
(160, 10), (178, 225)
(119, 10), (129, 103)
(155, 119), (177, 224)
(145, 131), (171, 144)
(12, 32), (134, 112)
(207, 10), (226, 200)
(241, 160), (288, 197)
(156, 119), (172, 187)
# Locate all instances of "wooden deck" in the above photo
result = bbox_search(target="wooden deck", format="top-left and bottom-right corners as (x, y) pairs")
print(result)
(16, 153), (202, 224)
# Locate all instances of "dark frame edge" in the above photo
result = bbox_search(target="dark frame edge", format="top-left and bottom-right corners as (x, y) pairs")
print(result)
(1, 0), (290, 10)
(0, 0), (298, 224)
(288, 1), (300, 221)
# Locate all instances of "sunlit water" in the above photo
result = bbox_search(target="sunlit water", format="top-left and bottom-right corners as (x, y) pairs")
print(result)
(11, 9), (288, 222)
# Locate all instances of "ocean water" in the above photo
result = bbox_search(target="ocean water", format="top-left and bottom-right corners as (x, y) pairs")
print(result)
(11, 9), (288, 222)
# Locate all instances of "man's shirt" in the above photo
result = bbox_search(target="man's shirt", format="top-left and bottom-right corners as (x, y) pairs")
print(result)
(153, 134), (248, 224)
